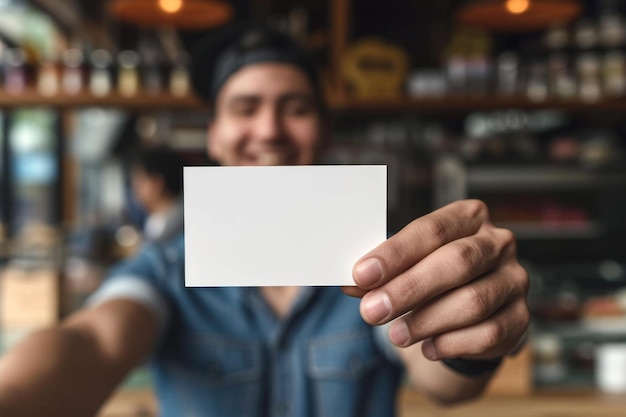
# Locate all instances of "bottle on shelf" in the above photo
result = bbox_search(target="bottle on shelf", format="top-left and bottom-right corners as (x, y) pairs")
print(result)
(551, 53), (577, 100)
(89, 49), (114, 97)
(4, 48), (27, 95)
(445, 54), (467, 97)
(140, 43), (164, 96)
(526, 60), (549, 102)
(169, 51), (190, 97)
(577, 53), (602, 102)
(37, 55), (60, 97)
(61, 48), (85, 95)
(544, 25), (570, 51)
(602, 50), (626, 98)
(117, 50), (141, 97)
(574, 19), (599, 50)
(598, 12), (625, 49)
(496, 52), (520, 96)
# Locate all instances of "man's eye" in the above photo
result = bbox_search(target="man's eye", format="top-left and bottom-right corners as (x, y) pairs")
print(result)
(231, 106), (256, 116)
(284, 104), (314, 116)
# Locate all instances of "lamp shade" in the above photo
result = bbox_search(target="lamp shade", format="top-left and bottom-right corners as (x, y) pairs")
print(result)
(457, 0), (582, 33)
(110, 0), (233, 30)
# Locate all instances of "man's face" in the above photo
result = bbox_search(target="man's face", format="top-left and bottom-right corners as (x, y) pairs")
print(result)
(208, 63), (325, 166)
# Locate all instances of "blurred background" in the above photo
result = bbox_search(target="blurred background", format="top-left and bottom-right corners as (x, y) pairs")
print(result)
(2, 0), (626, 415)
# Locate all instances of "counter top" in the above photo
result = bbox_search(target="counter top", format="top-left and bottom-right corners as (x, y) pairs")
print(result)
(98, 388), (626, 417)
(399, 389), (626, 417)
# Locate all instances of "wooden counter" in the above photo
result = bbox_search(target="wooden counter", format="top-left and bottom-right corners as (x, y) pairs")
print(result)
(399, 389), (626, 417)
(98, 388), (626, 417)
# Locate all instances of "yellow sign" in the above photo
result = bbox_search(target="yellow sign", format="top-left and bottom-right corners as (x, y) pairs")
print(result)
(342, 38), (409, 99)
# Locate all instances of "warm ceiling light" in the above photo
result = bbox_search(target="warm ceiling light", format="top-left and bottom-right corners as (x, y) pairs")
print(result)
(110, 0), (233, 29)
(158, 0), (182, 14)
(458, 0), (581, 33)
(506, 0), (530, 14)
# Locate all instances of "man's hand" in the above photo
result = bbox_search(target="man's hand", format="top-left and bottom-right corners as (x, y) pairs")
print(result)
(348, 199), (529, 361)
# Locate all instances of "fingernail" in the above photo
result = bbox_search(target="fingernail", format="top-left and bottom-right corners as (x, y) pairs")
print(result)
(422, 338), (438, 360)
(354, 258), (383, 287)
(390, 321), (411, 346)
(362, 292), (391, 323)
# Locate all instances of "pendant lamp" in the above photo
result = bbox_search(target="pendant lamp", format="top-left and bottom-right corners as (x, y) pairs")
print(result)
(457, 0), (582, 33)
(109, 0), (233, 30)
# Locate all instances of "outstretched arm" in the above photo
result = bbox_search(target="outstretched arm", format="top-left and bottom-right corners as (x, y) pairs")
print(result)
(0, 299), (158, 417)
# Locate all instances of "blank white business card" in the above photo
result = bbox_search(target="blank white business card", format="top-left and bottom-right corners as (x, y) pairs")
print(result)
(184, 165), (387, 287)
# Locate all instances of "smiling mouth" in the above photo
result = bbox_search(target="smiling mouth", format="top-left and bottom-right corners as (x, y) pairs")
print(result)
(255, 151), (290, 166)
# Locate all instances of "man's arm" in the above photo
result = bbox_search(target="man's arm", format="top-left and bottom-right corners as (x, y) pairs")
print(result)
(395, 342), (494, 405)
(0, 299), (158, 417)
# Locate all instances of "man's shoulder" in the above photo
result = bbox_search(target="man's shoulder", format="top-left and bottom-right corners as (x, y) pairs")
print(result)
(144, 232), (185, 261)
(109, 232), (185, 278)
(160, 231), (185, 249)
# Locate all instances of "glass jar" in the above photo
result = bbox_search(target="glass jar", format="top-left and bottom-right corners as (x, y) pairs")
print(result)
(117, 50), (140, 97)
(61, 48), (85, 95)
(89, 49), (113, 97)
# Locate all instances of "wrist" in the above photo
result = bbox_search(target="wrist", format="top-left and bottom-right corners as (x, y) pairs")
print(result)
(441, 356), (503, 377)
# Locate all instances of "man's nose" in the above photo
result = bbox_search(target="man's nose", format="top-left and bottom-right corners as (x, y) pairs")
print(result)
(252, 109), (284, 142)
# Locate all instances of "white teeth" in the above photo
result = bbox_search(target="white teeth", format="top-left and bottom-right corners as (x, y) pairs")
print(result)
(257, 153), (284, 166)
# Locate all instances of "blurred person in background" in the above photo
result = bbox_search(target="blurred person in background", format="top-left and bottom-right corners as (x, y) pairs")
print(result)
(0, 22), (529, 417)
(129, 145), (185, 243)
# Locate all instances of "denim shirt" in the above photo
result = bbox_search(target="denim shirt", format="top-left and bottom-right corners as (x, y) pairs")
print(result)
(95, 234), (404, 417)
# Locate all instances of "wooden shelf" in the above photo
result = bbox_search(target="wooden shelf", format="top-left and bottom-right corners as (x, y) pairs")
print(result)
(0, 90), (206, 110)
(537, 318), (626, 337)
(329, 95), (626, 114)
(497, 221), (602, 240)
(466, 166), (626, 191)
(4, 90), (626, 113)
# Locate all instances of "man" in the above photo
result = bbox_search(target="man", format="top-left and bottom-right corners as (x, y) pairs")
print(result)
(0, 22), (529, 417)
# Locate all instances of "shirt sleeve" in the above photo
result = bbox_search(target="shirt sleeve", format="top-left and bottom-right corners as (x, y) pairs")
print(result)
(86, 243), (172, 344)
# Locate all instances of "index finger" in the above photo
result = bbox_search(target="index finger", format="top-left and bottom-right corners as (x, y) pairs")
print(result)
(352, 200), (490, 290)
